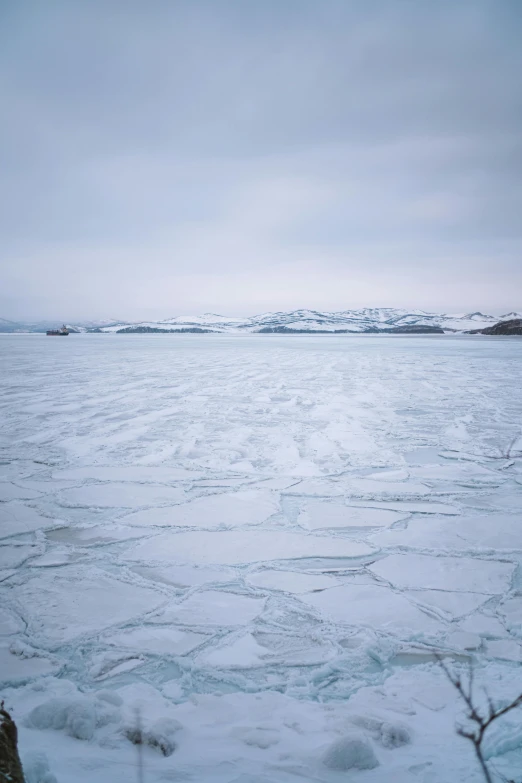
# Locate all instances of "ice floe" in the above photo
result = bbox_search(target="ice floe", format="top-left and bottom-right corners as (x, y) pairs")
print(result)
(53, 466), (200, 482)
(127, 529), (376, 565)
(0, 503), (59, 539)
(298, 499), (407, 529)
(369, 553), (515, 593)
(245, 568), (340, 593)
(151, 590), (266, 626)
(8, 566), (165, 643)
(103, 626), (209, 655)
(0, 482), (42, 501)
(57, 482), (185, 507)
(373, 512), (522, 551)
(122, 489), (279, 528)
(299, 584), (442, 635)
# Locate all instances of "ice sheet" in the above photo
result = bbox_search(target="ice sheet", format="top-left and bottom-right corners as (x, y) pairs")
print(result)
(0, 482), (42, 501)
(298, 499), (407, 529)
(126, 529), (376, 564)
(343, 478), (431, 496)
(131, 563), (234, 588)
(57, 483), (185, 507)
(152, 590), (266, 626)
(405, 590), (489, 619)
(0, 503), (59, 539)
(46, 524), (151, 545)
(104, 626), (209, 655)
(347, 499), (461, 514)
(369, 553), (515, 593)
(122, 489), (279, 528)
(197, 630), (337, 667)
(373, 512), (522, 551)
(0, 544), (38, 568)
(300, 584), (442, 635)
(0, 607), (25, 636)
(8, 567), (165, 643)
(2, 333), (522, 783)
(53, 466), (201, 481)
(246, 569), (340, 593)
(0, 646), (59, 684)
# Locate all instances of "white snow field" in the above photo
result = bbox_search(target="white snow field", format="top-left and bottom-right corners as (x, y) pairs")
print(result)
(1, 333), (522, 783)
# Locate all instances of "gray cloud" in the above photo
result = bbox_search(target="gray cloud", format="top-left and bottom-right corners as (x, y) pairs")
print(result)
(1, 0), (521, 319)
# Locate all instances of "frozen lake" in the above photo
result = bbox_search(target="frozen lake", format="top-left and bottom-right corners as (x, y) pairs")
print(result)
(1, 333), (522, 782)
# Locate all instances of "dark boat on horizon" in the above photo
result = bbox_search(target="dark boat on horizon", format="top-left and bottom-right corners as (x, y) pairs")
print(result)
(46, 325), (69, 336)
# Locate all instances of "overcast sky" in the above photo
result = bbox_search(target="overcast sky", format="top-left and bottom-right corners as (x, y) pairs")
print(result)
(1, 0), (521, 320)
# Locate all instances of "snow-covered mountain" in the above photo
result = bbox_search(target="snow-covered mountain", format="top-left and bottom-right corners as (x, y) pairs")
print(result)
(2, 310), (520, 334)
(83, 309), (518, 334)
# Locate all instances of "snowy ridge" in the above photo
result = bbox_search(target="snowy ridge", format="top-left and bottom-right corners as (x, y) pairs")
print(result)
(2, 309), (520, 333)
(79, 308), (516, 333)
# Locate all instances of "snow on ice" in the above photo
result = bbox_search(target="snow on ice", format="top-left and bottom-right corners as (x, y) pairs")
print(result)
(0, 333), (521, 782)
(121, 488), (279, 528)
(127, 528), (375, 565)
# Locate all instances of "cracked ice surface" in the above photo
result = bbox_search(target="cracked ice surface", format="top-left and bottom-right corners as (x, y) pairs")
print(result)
(1, 333), (522, 783)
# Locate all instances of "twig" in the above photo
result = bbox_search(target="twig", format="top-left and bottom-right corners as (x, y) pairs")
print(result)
(135, 708), (144, 783)
(436, 656), (522, 783)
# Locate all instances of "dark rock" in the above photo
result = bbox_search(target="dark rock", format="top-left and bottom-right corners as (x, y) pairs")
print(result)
(1, 704), (25, 783)
(257, 326), (356, 333)
(479, 319), (522, 336)
(381, 325), (444, 334)
(116, 326), (214, 333)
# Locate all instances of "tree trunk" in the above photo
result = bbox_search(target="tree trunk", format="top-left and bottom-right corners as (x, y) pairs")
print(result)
(0, 704), (25, 783)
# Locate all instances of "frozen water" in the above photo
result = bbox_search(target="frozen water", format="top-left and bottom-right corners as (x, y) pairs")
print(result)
(348, 499), (461, 514)
(0, 503), (59, 539)
(499, 596), (522, 636)
(0, 646), (59, 684)
(197, 630), (336, 667)
(1, 333), (522, 783)
(46, 524), (149, 545)
(245, 568), (340, 593)
(300, 583), (442, 635)
(343, 477), (431, 496)
(53, 466), (200, 481)
(298, 499), (407, 529)
(8, 566), (165, 643)
(485, 639), (522, 661)
(131, 563), (234, 588)
(373, 512), (522, 551)
(58, 482), (185, 507)
(446, 630), (482, 650)
(0, 607), (25, 635)
(152, 590), (266, 626)
(0, 482), (42, 501)
(127, 529), (375, 564)
(405, 590), (489, 619)
(0, 544), (38, 568)
(459, 612), (508, 638)
(103, 626), (209, 655)
(122, 489), (279, 528)
(369, 553), (514, 593)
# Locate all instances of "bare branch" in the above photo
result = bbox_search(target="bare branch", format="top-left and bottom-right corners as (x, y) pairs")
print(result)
(436, 655), (522, 783)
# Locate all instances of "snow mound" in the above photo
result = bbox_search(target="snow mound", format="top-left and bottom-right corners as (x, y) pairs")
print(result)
(23, 751), (58, 783)
(351, 714), (411, 748)
(322, 735), (379, 770)
(26, 697), (96, 740)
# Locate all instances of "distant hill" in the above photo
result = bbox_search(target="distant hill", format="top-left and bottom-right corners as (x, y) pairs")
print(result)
(478, 319), (522, 335)
(2, 310), (521, 334)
